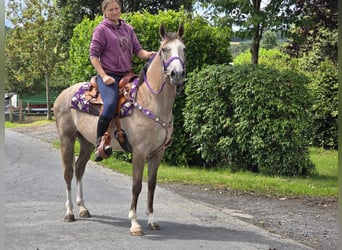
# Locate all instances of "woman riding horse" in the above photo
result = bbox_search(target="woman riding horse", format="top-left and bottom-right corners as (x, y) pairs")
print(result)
(90, 0), (154, 161)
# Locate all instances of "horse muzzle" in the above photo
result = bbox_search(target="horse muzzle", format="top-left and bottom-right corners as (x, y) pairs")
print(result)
(170, 69), (185, 86)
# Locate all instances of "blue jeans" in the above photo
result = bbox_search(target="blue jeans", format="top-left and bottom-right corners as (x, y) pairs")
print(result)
(97, 73), (123, 119)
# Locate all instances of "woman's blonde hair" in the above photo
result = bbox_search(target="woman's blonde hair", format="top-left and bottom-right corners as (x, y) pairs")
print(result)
(102, 0), (122, 13)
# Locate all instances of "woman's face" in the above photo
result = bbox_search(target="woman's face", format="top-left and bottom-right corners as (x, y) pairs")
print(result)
(104, 2), (121, 24)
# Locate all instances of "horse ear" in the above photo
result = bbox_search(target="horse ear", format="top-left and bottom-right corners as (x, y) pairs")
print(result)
(159, 24), (166, 39)
(177, 24), (184, 38)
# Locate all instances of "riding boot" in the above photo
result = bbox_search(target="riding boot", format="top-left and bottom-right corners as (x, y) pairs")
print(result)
(95, 116), (112, 162)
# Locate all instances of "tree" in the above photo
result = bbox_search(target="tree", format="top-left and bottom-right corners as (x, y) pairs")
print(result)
(198, 0), (296, 64)
(6, 0), (66, 120)
(122, 0), (194, 13)
(284, 0), (337, 64)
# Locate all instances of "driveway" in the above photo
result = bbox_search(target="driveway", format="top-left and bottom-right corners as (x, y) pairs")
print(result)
(5, 129), (312, 249)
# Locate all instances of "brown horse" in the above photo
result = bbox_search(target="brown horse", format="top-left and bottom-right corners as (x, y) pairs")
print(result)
(53, 24), (185, 236)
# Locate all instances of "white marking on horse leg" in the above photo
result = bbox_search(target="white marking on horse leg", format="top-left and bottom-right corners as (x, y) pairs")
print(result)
(146, 211), (160, 230)
(128, 210), (144, 235)
(148, 212), (157, 224)
(76, 179), (86, 209)
(64, 189), (75, 221)
(65, 189), (73, 214)
(76, 179), (91, 218)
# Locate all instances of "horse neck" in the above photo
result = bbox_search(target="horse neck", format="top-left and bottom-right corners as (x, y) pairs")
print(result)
(138, 54), (176, 119)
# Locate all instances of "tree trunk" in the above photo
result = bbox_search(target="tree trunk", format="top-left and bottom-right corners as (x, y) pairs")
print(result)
(250, 24), (263, 65)
(45, 73), (52, 120)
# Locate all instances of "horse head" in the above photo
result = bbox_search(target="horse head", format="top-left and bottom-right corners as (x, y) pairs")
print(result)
(159, 24), (186, 87)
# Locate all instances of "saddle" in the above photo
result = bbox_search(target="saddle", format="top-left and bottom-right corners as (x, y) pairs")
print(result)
(86, 72), (138, 153)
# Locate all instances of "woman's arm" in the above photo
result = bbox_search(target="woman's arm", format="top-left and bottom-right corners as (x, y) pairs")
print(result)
(137, 49), (155, 60)
(90, 56), (115, 85)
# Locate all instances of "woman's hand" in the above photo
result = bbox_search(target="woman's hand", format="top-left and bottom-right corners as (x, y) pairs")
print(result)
(102, 74), (115, 85)
(138, 50), (156, 60)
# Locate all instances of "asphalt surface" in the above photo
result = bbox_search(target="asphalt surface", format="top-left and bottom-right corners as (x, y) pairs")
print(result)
(5, 129), (313, 250)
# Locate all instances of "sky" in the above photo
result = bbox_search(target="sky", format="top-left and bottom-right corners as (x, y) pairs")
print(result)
(5, 0), (12, 27)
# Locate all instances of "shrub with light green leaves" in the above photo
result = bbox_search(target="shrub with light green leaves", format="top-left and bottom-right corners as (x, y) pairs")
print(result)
(184, 64), (316, 176)
(309, 58), (338, 149)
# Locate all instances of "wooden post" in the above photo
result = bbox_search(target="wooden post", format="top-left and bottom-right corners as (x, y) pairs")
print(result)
(9, 99), (13, 123)
(27, 101), (30, 114)
(19, 99), (23, 123)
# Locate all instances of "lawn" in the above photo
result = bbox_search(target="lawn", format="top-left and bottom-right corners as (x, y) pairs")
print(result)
(97, 147), (337, 198)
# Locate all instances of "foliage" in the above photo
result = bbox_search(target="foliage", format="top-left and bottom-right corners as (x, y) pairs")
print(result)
(69, 9), (232, 83)
(6, 0), (67, 119)
(261, 30), (278, 50)
(309, 59), (338, 149)
(57, 0), (194, 47)
(69, 17), (99, 83)
(294, 27), (338, 72)
(198, 0), (297, 64)
(235, 48), (338, 150)
(122, 0), (194, 13)
(234, 48), (300, 72)
(284, 0), (338, 64)
(184, 64), (315, 176)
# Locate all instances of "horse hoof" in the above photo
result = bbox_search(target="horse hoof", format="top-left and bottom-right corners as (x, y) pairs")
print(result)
(148, 222), (160, 230)
(64, 214), (75, 222)
(79, 209), (91, 218)
(130, 228), (145, 236)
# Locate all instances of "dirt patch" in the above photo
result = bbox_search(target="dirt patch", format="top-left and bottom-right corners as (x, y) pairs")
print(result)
(161, 183), (337, 250)
(9, 123), (338, 250)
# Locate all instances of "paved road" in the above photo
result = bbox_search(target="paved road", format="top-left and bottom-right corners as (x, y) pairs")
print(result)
(5, 129), (312, 250)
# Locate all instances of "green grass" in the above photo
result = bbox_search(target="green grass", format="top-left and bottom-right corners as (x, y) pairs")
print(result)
(5, 119), (55, 128)
(98, 147), (337, 198)
(7, 119), (337, 198)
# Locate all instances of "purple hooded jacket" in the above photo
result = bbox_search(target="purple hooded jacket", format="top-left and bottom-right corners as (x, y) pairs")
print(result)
(89, 18), (143, 75)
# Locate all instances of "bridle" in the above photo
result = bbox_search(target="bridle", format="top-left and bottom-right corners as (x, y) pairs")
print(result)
(144, 40), (185, 95)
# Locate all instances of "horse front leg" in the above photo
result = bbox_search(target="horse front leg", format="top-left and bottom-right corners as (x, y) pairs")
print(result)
(128, 154), (145, 236)
(76, 179), (91, 218)
(146, 152), (163, 231)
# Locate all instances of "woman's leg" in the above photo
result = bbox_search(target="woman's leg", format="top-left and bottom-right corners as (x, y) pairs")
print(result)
(95, 74), (121, 161)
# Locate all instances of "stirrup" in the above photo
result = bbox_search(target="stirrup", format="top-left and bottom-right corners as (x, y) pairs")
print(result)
(95, 136), (112, 161)
(114, 129), (132, 152)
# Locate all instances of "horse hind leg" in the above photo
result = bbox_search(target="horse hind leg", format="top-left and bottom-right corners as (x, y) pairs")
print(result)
(75, 132), (93, 219)
(60, 134), (77, 222)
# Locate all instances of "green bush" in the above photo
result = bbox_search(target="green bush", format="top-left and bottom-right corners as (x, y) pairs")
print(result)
(309, 58), (338, 149)
(234, 48), (300, 72)
(184, 64), (316, 176)
(234, 48), (338, 150)
(69, 9), (232, 83)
